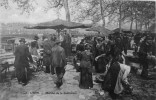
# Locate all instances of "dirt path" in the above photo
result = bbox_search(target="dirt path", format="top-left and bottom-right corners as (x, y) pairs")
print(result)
(0, 64), (156, 100)
(0, 65), (105, 100)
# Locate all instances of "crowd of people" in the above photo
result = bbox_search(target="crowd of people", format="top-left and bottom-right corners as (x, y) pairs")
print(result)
(14, 30), (70, 87)
(74, 31), (156, 99)
(13, 29), (156, 99)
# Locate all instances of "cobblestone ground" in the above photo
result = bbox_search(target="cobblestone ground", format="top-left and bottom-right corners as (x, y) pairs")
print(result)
(0, 64), (156, 100)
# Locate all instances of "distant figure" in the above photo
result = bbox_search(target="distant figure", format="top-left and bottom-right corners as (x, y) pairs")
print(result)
(65, 33), (71, 56)
(29, 35), (39, 56)
(123, 34), (129, 55)
(38, 35), (44, 49)
(51, 39), (67, 88)
(14, 38), (33, 86)
(42, 36), (55, 74)
(138, 36), (153, 79)
(62, 31), (71, 56)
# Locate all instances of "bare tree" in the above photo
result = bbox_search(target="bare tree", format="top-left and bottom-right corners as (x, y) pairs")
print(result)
(1, 0), (71, 21)
(108, 0), (155, 31)
(100, 0), (105, 27)
(0, 0), (37, 14)
(0, 0), (9, 9)
(63, 0), (70, 21)
(45, 0), (72, 22)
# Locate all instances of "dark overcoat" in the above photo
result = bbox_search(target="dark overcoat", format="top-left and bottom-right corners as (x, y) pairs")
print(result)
(14, 44), (33, 68)
(14, 44), (33, 82)
(51, 45), (67, 68)
(42, 40), (55, 66)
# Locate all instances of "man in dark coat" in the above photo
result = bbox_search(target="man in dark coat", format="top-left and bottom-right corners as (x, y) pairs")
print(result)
(66, 33), (71, 56)
(14, 38), (33, 85)
(123, 34), (129, 55)
(42, 36), (55, 74)
(51, 39), (67, 88)
(62, 31), (71, 57)
(138, 36), (152, 79)
(115, 35), (124, 53)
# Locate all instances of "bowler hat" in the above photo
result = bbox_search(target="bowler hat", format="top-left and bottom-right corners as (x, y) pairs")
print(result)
(19, 38), (26, 43)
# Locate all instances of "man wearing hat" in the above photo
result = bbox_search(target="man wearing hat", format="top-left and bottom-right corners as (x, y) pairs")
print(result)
(138, 36), (153, 79)
(42, 35), (55, 74)
(51, 39), (67, 88)
(14, 38), (33, 85)
(122, 33), (129, 55)
(62, 30), (71, 57)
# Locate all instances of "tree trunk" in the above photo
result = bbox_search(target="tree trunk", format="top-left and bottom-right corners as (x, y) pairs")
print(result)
(135, 12), (138, 31)
(0, 24), (1, 49)
(136, 20), (138, 31)
(139, 12), (143, 31)
(138, 20), (143, 31)
(140, 23), (143, 31)
(63, 0), (71, 37)
(147, 20), (150, 30)
(100, 0), (105, 27)
(64, 0), (71, 22)
(130, 18), (133, 31)
(145, 24), (148, 31)
(130, 7), (133, 31)
(119, 4), (122, 33)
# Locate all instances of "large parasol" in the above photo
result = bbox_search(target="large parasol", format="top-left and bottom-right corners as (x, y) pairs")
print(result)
(86, 26), (112, 36)
(25, 18), (91, 35)
(113, 28), (127, 33)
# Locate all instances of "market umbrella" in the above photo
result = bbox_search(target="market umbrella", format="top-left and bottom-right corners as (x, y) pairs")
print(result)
(113, 28), (141, 34)
(25, 18), (91, 34)
(86, 26), (112, 36)
(113, 28), (127, 33)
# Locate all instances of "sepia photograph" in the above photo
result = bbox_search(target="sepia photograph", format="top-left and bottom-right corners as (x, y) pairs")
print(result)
(0, 0), (155, 100)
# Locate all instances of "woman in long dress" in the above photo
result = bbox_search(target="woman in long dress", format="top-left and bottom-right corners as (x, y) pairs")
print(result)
(79, 44), (93, 89)
(101, 42), (132, 99)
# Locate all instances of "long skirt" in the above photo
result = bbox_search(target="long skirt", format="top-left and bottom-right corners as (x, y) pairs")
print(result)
(55, 67), (65, 88)
(15, 64), (28, 84)
(97, 56), (107, 73)
(108, 62), (121, 98)
(101, 62), (120, 99)
(138, 54), (148, 77)
(43, 55), (51, 73)
(79, 67), (93, 89)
